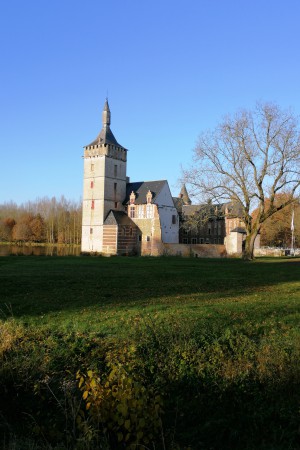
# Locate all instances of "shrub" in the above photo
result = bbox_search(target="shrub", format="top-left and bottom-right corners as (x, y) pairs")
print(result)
(76, 345), (163, 448)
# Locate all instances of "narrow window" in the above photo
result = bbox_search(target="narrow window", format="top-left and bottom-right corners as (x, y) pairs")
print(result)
(130, 227), (133, 236)
(91, 163), (94, 171)
(114, 202), (118, 209)
(138, 206), (144, 219)
(200, 238), (204, 244)
(90, 181), (94, 188)
(114, 165), (117, 177)
(138, 235), (142, 242)
(146, 235), (151, 242)
(90, 228), (93, 234)
(130, 206), (135, 218)
(172, 214), (177, 225)
(192, 238), (197, 244)
(91, 200), (95, 209)
(218, 223), (222, 236)
(146, 204), (152, 218)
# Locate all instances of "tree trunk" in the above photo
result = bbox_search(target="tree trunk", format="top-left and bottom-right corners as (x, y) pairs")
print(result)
(243, 231), (258, 260)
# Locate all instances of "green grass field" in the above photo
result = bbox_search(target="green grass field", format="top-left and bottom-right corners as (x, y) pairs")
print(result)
(0, 255), (299, 449)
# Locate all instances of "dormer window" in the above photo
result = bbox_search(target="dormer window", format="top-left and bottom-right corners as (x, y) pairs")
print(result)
(146, 190), (152, 204)
(130, 191), (136, 205)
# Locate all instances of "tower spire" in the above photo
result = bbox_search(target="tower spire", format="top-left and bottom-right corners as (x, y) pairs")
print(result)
(179, 184), (192, 205)
(102, 98), (111, 127)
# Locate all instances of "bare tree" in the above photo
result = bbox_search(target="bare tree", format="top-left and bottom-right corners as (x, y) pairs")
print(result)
(183, 102), (300, 259)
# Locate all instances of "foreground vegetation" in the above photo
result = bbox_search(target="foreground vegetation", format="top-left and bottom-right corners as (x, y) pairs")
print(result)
(0, 256), (299, 449)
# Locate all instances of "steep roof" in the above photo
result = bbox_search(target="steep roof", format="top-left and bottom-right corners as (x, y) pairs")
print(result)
(124, 180), (167, 205)
(86, 127), (122, 147)
(178, 184), (192, 205)
(104, 210), (137, 226)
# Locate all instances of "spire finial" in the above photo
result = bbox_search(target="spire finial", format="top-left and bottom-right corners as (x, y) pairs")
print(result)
(102, 98), (111, 127)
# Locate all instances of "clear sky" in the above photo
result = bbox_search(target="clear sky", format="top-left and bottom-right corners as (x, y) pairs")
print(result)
(1, 0), (300, 204)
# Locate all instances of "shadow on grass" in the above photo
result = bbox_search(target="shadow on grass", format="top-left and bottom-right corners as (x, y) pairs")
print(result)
(0, 256), (299, 322)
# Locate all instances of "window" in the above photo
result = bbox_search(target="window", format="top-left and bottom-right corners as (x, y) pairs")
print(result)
(90, 181), (94, 188)
(114, 183), (117, 199)
(114, 165), (117, 177)
(91, 200), (95, 209)
(146, 235), (151, 242)
(172, 214), (177, 225)
(130, 206), (135, 218)
(90, 228), (93, 234)
(114, 202), (118, 209)
(138, 206), (144, 218)
(130, 227), (133, 236)
(200, 238), (204, 244)
(192, 238), (197, 244)
(146, 204), (152, 218)
(214, 238), (217, 244)
(138, 235), (142, 242)
(183, 238), (188, 244)
(91, 164), (94, 171)
(206, 238), (210, 244)
(218, 223), (222, 236)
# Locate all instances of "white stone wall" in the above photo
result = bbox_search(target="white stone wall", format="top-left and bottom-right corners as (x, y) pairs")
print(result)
(81, 145), (127, 253)
(155, 183), (179, 243)
(158, 205), (179, 243)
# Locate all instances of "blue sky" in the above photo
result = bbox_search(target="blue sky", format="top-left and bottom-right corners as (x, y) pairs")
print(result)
(1, 0), (300, 204)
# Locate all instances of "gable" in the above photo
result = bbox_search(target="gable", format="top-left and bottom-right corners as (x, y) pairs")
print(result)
(154, 182), (176, 207)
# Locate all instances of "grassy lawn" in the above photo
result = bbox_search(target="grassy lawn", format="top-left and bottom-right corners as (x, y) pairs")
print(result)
(0, 256), (299, 449)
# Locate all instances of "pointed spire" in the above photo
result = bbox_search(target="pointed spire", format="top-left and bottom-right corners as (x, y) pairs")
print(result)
(102, 98), (111, 127)
(179, 184), (192, 205)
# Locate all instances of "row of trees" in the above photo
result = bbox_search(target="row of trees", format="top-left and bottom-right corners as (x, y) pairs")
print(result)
(0, 196), (82, 244)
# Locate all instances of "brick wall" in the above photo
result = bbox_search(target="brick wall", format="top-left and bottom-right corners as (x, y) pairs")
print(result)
(163, 243), (227, 257)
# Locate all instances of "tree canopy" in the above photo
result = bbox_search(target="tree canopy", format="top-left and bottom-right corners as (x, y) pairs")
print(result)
(183, 102), (300, 259)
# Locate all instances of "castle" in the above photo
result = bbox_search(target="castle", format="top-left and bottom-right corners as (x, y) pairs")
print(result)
(81, 100), (258, 256)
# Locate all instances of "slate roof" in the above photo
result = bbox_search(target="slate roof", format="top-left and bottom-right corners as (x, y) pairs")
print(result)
(85, 126), (124, 148)
(181, 203), (223, 216)
(104, 210), (137, 226)
(178, 184), (192, 205)
(230, 227), (246, 233)
(221, 201), (244, 217)
(124, 180), (167, 205)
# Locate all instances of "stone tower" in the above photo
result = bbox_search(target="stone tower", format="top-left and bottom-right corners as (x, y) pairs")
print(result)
(81, 100), (128, 252)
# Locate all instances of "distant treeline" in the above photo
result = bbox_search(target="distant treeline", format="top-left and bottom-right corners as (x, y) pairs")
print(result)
(0, 196), (82, 244)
